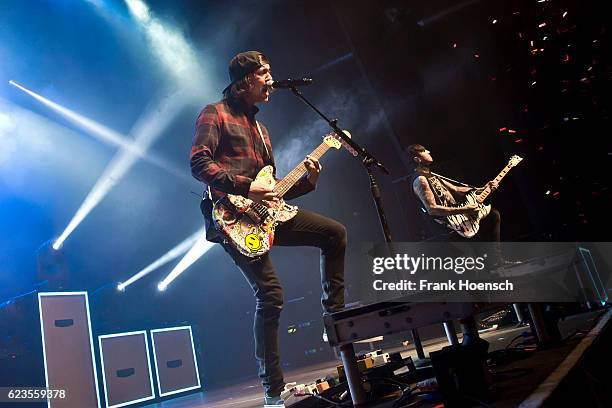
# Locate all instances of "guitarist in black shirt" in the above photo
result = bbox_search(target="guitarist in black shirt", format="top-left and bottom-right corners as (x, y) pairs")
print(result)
(407, 144), (500, 243)
(406, 144), (501, 344)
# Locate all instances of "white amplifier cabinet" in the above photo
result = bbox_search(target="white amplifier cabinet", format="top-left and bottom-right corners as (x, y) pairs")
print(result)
(98, 331), (155, 408)
(38, 291), (101, 408)
(150, 326), (201, 397)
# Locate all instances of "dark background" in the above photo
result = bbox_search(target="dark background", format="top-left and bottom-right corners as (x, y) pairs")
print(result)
(1, 0), (610, 389)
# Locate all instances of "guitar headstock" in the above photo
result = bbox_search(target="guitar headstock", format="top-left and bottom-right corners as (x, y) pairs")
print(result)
(323, 130), (358, 156)
(508, 155), (523, 168)
(323, 133), (342, 149)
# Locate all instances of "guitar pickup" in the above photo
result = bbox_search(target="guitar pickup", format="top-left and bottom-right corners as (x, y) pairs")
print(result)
(244, 207), (263, 224)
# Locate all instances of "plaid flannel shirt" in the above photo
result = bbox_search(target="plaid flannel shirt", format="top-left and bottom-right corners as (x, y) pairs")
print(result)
(190, 99), (314, 202)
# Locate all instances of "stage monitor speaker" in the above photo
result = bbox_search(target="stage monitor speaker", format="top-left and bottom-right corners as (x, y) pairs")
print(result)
(38, 291), (101, 408)
(98, 331), (155, 408)
(150, 326), (201, 397)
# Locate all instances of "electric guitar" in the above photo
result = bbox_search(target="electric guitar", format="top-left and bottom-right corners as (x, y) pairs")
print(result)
(437, 155), (523, 238)
(212, 132), (356, 257)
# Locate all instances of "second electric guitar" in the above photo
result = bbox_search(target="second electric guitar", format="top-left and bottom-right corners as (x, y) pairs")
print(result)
(437, 155), (523, 237)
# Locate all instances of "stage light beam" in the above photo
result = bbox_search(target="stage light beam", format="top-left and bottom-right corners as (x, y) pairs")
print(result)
(123, 0), (204, 88)
(157, 234), (215, 291)
(51, 91), (187, 250)
(125, 0), (151, 23)
(117, 228), (205, 291)
(8, 80), (187, 180)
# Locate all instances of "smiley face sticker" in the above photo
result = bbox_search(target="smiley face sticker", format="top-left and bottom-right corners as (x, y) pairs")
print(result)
(245, 232), (262, 253)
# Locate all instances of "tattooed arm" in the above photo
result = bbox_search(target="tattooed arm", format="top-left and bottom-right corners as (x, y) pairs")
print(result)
(413, 176), (478, 216)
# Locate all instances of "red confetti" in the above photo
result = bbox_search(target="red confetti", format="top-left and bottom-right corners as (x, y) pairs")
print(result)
(508, 129), (517, 134)
(538, 146), (544, 151)
(474, 53), (480, 59)
(452, 43), (458, 48)
(562, 54), (570, 63)
(553, 191), (560, 197)
(538, 22), (547, 28)
(499, 127), (507, 132)
(514, 139), (524, 143)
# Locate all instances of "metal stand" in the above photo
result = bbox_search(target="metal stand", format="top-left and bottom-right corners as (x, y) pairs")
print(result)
(528, 303), (551, 344)
(288, 87), (422, 405)
(365, 159), (392, 241)
(338, 344), (368, 406)
(411, 328), (426, 359)
(443, 321), (459, 345)
(513, 303), (526, 323)
(289, 86), (427, 358)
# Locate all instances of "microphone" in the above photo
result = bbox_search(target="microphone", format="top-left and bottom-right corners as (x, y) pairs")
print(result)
(266, 78), (313, 89)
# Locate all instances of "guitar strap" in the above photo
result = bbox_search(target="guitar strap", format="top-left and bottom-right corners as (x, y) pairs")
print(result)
(255, 121), (270, 159)
(431, 172), (475, 189)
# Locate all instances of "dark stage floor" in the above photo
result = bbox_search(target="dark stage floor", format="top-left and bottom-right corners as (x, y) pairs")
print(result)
(140, 309), (609, 408)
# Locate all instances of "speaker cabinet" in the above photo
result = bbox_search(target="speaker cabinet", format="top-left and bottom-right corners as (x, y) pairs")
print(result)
(38, 292), (101, 408)
(150, 326), (201, 397)
(98, 331), (155, 408)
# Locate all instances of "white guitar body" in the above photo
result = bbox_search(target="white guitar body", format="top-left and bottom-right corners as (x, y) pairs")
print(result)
(435, 155), (522, 238)
(437, 191), (491, 238)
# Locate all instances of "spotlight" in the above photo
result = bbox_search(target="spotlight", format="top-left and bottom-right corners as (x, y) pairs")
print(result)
(157, 282), (167, 292)
(125, 0), (151, 23)
(37, 240), (68, 289)
(117, 283), (125, 292)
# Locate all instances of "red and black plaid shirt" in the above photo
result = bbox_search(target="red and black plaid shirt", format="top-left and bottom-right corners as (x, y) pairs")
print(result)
(190, 99), (314, 201)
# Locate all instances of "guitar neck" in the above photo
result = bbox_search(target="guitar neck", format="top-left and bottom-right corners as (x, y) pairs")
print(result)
(477, 163), (514, 202)
(274, 141), (331, 198)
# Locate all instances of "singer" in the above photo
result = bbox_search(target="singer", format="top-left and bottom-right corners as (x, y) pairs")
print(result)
(190, 51), (346, 408)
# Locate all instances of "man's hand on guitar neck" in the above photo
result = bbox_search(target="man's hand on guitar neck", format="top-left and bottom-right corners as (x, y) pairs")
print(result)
(248, 178), (279, 207)
(304, 155), (322, 186)
(476, 180), (499, 194)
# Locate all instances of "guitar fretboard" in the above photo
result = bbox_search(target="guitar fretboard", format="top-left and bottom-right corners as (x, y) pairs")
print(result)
(477, 163), (514, 202)
(274, 141), (331, 198)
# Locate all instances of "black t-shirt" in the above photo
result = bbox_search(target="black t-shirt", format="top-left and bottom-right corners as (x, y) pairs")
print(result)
(410, 170), (456, 241)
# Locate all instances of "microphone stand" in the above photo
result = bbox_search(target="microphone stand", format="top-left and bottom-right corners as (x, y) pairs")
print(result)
(291, 86), (397, 406)
(289, 87), (392, 242)
(290, 88), (427, 403)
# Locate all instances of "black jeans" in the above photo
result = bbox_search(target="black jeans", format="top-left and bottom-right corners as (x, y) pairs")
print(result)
(221, 209), (346, 396)
(427, 209), (501, 336)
